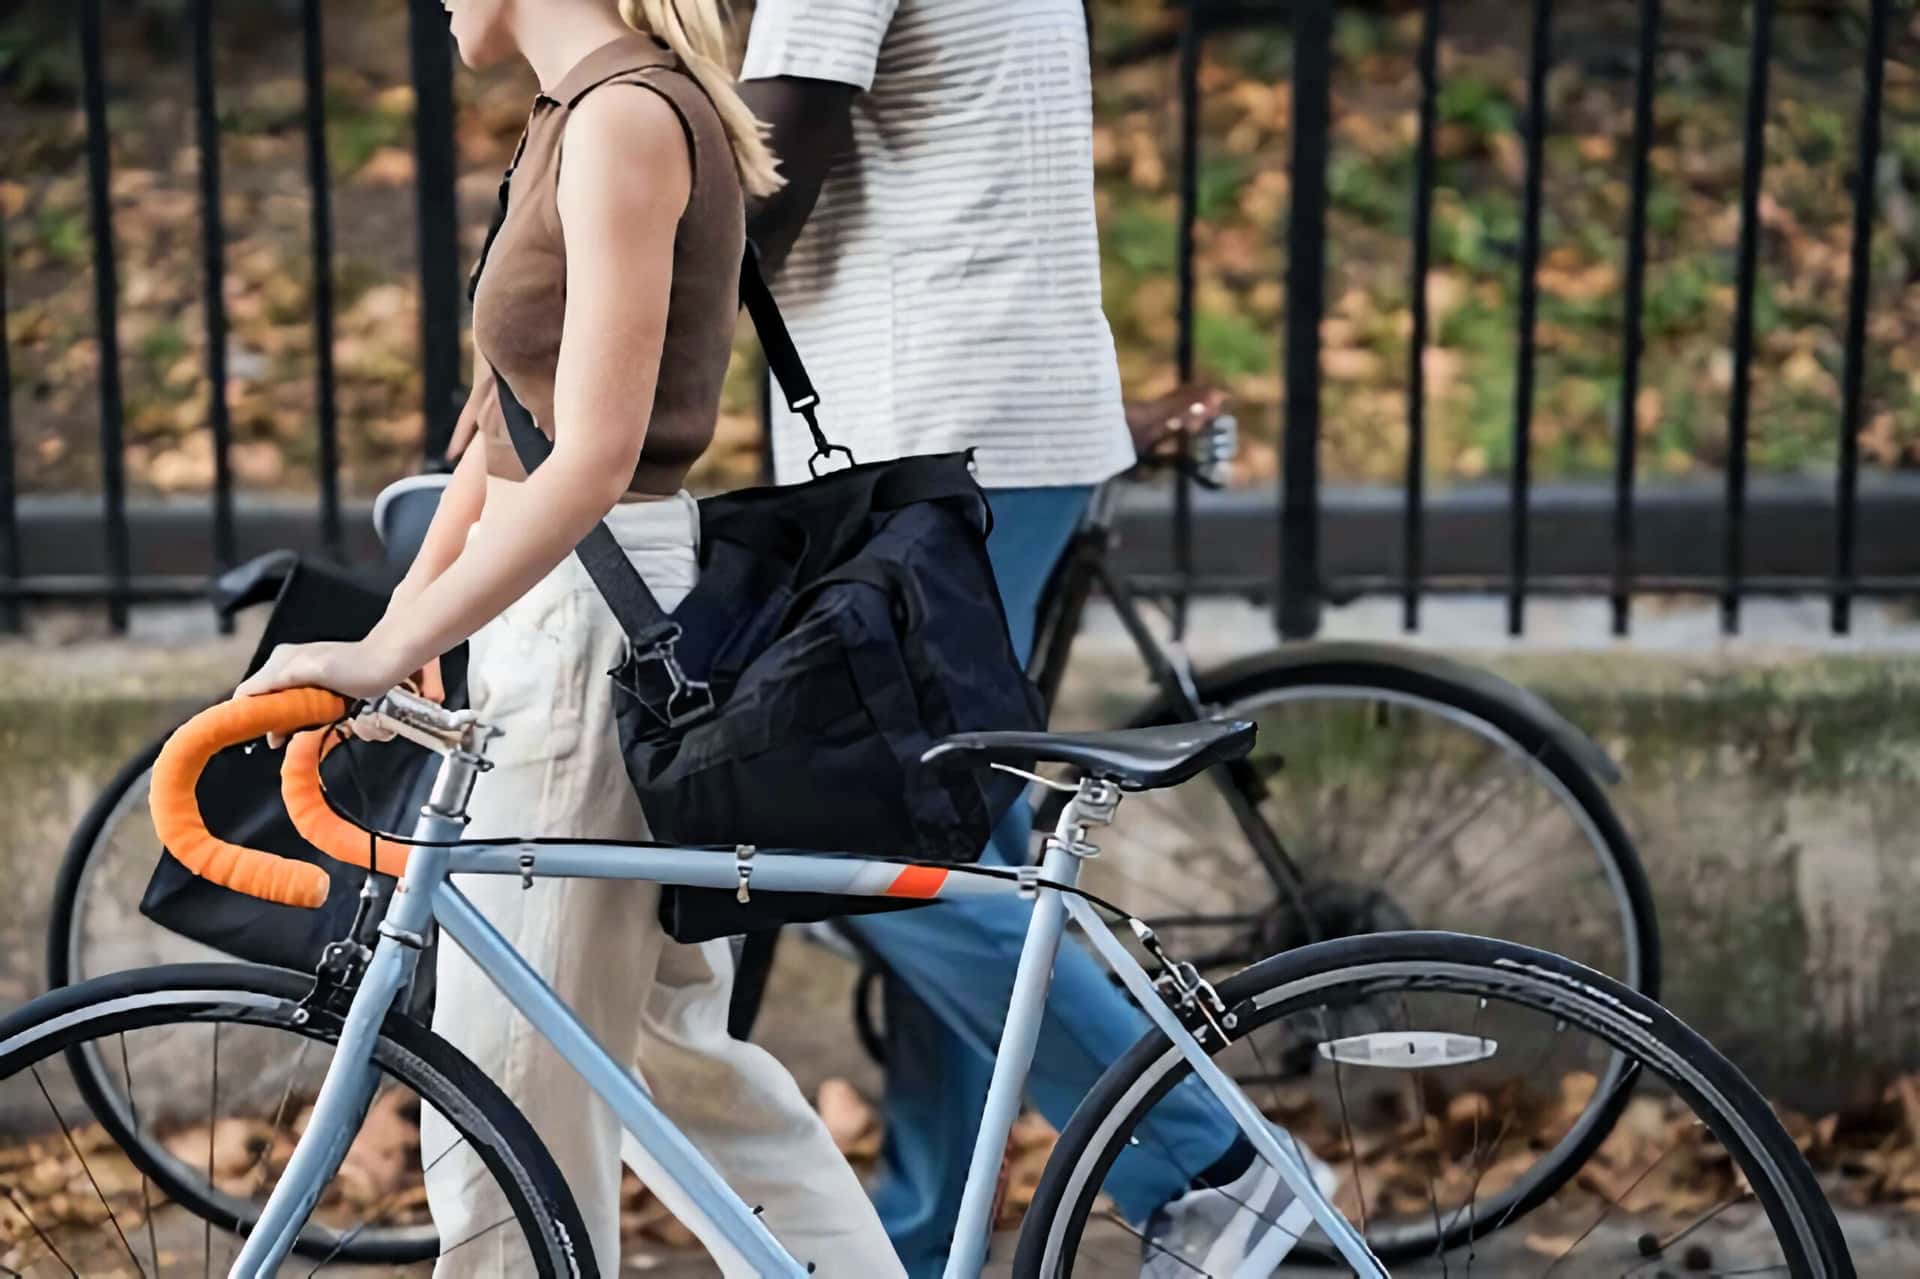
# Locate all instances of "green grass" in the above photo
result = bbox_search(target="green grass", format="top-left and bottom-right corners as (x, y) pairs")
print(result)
(1193, 307), (1273, 380)
(1644, 259), (1714, 338)
(138, 320), (188, 372)
(324, 90), (411, 176)
(1437, 73), (1517, 141)
(34, 205), (88, 267)
(1197, 154), (1252, 223)
(1105, 198), (1178, 276)
(1330, 151), (1403, 228)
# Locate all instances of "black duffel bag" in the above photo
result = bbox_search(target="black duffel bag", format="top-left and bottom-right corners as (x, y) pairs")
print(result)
(497, 256), (1044, 944)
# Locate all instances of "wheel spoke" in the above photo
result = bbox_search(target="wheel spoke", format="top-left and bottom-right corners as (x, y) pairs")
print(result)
(1316, 1004), (1370, 1241)
(1, 1184), (80, 1278)
(1539, 1073), (1675, 1277)
(1396, 999), (1450, 1277)
(305, 1126), (472, 1275)
(117, 1032), (162, 1276)
(236, 1036), (315, 1196)
(1099, 1207), (1211, 1276)
(436, 1213), (524, 1262)
(28, 1066), (146, 1278)
(1619, 1191), (1755, 1276)
(204, 1022), (220, 1278)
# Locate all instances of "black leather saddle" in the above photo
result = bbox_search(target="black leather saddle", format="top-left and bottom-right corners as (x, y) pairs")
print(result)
(922, 720), (1255, 791)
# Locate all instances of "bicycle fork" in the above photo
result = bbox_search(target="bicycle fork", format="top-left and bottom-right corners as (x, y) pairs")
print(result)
(226, 788), (462, 1275)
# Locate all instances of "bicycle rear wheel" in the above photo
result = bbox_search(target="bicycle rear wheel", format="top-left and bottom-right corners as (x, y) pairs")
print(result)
(1014, 932), (1852, 1277)
(0, 964), (592, 1276)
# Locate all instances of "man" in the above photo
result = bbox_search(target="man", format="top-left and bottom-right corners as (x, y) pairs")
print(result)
(736, 3), (1324, 1273)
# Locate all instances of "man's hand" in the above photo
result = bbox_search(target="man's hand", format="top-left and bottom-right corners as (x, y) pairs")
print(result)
(446, 364), (498, 461)
(1125, 383), (1231, 461)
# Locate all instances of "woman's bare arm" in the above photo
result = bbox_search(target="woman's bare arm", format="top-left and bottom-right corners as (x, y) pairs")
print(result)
(237, 88), (692, 700)
(388, 440), (490, 611)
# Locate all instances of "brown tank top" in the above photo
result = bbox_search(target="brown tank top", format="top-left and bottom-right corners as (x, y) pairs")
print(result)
(472, 33), (744, 496)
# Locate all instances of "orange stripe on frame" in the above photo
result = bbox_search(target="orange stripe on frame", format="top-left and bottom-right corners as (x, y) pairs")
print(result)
(886, 865), (949, 898)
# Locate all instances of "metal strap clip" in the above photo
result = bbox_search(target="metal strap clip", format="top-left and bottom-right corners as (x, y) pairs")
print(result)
(615, 624), (716, 729)
(735, 845), (757, 903)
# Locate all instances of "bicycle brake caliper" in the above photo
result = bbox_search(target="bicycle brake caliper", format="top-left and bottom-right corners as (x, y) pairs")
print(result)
(1130, 920), (1234, 1043)
(298, 938), (371, 1023)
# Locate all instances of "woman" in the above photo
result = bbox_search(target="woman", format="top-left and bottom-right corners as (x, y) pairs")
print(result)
(234, 2), (903, 1274)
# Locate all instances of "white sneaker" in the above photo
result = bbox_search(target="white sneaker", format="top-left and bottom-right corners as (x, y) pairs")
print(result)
(1140, 1133), (1341, 1278)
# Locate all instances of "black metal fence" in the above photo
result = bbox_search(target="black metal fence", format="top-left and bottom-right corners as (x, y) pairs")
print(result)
(0, 0), (1912, 640)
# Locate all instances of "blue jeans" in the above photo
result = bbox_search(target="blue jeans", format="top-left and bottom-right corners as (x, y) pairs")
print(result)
(847, 486), (1239, 1276)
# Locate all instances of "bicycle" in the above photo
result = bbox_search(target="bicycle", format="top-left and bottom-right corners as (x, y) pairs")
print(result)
(1, 687), (1849, 1275)
(43, 412), (1662, 1266)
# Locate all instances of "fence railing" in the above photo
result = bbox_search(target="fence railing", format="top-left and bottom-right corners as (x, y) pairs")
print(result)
(0, 0), (1912, 641)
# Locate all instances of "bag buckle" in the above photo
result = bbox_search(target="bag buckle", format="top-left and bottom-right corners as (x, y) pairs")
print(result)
(619, 625), (715, 728)
(801, 404), (857, 478)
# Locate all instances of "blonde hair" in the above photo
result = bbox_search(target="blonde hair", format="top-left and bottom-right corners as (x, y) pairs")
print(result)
(619, 0), (784, 198)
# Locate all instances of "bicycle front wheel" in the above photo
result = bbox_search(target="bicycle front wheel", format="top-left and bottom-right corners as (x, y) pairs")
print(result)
(1014, 932), (1851, 1277)
(0, 964), (593, 1276)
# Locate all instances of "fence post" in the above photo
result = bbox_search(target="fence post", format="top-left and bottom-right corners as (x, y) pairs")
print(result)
(79, 0), (131, 632)
(300, 0), (342, 557)
(1278, 0), (1331, 641)
(1172, 8), (1202, 640)
(1722, 0), (1775, 636)
(1509, 0), (1554, 638)
(409, 0), (463, 463)
(1832, 0), (1889, 636)
(190, 0), (236, 632)
(0, 212), (17, 633)
(1612, 0), (1661, 638)
(1403, 0), (1441, 634)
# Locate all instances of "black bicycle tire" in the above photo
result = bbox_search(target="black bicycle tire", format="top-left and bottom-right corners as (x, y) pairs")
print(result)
(1038, 653), (1663, 1000)
(1011, 932), (1851, 1278)
(0, 963), (595, 1275)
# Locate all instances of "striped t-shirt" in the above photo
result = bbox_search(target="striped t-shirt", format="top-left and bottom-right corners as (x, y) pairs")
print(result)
(742, 0), (1135, 490)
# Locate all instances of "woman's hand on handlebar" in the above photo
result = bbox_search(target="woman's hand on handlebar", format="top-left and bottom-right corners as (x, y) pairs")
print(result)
(233, 638), (415, 744)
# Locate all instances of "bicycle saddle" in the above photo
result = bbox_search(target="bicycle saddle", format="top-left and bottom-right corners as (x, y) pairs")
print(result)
(922, 719), (1255, 790)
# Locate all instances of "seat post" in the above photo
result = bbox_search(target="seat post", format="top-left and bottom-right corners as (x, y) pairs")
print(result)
(945, 772), (1117, 1278)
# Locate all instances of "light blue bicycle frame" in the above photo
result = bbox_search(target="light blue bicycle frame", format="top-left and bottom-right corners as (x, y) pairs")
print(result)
(230, 708), (1386, 1277)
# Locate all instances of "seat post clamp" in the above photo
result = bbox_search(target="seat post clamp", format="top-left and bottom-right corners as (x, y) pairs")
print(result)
(1070, 777), (1121, 829)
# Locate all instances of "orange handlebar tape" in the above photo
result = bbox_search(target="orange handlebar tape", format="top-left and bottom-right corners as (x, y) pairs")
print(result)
(281, 729), (411, 876)
(148, 688), (348, 910)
